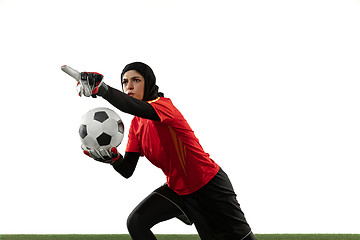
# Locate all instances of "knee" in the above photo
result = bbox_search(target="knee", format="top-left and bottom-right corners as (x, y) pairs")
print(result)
(127, 210), (147, 234)
(127, 211), (138, 233)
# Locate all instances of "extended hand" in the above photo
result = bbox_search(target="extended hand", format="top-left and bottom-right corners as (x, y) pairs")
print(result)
(79, 72), (104, 97)
(81, 145), (121, 164)
(61, 65), (108, 97)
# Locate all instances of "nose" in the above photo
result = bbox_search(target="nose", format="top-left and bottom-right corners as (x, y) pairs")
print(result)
(125, 82), (134, 91)
(128, 83), (134, 90)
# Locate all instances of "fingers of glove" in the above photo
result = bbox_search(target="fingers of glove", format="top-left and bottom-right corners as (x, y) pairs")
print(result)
(99, 148), (112, 159)
(80, 72), (93, 97)
(89, 148), (114, 163)
(89, 148), (105, 160)
(88, 72), (103, 94)
(81, 145), (103, 161)
(88, 72), (103, 82)
(99, 148), (118, 163)
(81, 144), (117, 164)
(82, 145), (98, 159)
(83, 150), (91, 158)
(80, 72), (103, 97)
(76, 82), (82, 96)
(81, 144), (88, 153)
(91, 148), (119, 163)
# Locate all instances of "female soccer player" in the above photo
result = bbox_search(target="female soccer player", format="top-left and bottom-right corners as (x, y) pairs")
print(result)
(78, 62), (257, 240)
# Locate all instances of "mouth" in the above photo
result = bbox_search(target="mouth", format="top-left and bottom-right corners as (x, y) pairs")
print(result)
(127, 92), (134, 97)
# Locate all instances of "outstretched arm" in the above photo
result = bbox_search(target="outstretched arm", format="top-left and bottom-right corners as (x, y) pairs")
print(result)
(60, 66), (159, 121)
(103, 86), (160, 121)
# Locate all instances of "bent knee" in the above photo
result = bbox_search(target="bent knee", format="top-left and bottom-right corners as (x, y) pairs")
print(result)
(127, 211), (138, 232)
(127, 211), (148, 233)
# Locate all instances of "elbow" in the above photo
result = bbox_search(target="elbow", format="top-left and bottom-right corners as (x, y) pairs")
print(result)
(123, 173), (133, 179)
(117, 169), (135, 179)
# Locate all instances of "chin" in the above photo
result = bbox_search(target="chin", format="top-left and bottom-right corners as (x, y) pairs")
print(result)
(134, 96), (142, 101)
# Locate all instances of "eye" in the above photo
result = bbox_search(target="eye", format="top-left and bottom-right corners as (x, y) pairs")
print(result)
(134, 78), (141, 82)
(122, 79), (128, 85)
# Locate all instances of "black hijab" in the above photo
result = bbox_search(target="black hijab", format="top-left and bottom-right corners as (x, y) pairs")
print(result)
(121, 62), (164, 101)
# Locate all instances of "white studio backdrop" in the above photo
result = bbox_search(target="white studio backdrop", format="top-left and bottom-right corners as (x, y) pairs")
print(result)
(0, 0), (359, 235)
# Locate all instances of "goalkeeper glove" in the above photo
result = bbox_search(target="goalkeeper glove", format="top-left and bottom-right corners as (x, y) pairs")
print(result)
(77, 72), (108, 97)
(81, 145), (121, 164)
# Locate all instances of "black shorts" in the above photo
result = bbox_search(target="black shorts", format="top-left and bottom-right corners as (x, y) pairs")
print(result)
(154, 167), (255, 240)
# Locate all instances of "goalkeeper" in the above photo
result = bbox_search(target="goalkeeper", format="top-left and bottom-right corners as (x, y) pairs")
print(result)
(76, 62), (257, 240)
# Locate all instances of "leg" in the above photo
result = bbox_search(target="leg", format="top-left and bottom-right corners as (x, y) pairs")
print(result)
(183, 167), (256, 240)
(127, 190), (183, 240)
(243, 232), (257, 240)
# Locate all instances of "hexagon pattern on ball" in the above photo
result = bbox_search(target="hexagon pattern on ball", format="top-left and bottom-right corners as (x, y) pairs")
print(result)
(79, 107), (124, 150)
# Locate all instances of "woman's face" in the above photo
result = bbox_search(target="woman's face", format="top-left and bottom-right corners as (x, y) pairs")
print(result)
(122, 70), (145, 101)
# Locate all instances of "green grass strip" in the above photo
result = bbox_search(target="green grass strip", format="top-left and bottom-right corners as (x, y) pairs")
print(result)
(0, 234), (359, 240)
(0, 235), (195, 240)
(255, 234), (360, 240)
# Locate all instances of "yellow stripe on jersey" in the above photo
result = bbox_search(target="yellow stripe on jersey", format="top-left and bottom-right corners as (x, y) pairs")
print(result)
(168, 126), (187, 176)
(147, 97), (161, 104)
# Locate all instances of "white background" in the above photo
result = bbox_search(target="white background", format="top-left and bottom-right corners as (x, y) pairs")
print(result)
(1, 0), (359, 235)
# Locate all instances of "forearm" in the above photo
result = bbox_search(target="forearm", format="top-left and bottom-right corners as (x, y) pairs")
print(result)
(112, 152), (140, 179)
(103, 86), (160, 121)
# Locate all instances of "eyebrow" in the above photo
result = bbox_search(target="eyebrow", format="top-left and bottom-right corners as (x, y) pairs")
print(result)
(123, 76), (141, 80)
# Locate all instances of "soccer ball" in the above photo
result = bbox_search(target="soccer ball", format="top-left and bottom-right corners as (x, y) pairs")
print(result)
(79, 107), (124, 149)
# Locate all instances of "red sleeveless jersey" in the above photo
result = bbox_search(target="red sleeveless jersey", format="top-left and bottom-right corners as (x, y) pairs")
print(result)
(125, 97), (219, 195)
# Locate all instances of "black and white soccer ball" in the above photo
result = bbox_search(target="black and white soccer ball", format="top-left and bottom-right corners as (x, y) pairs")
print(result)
(79, 107), (124, 150)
